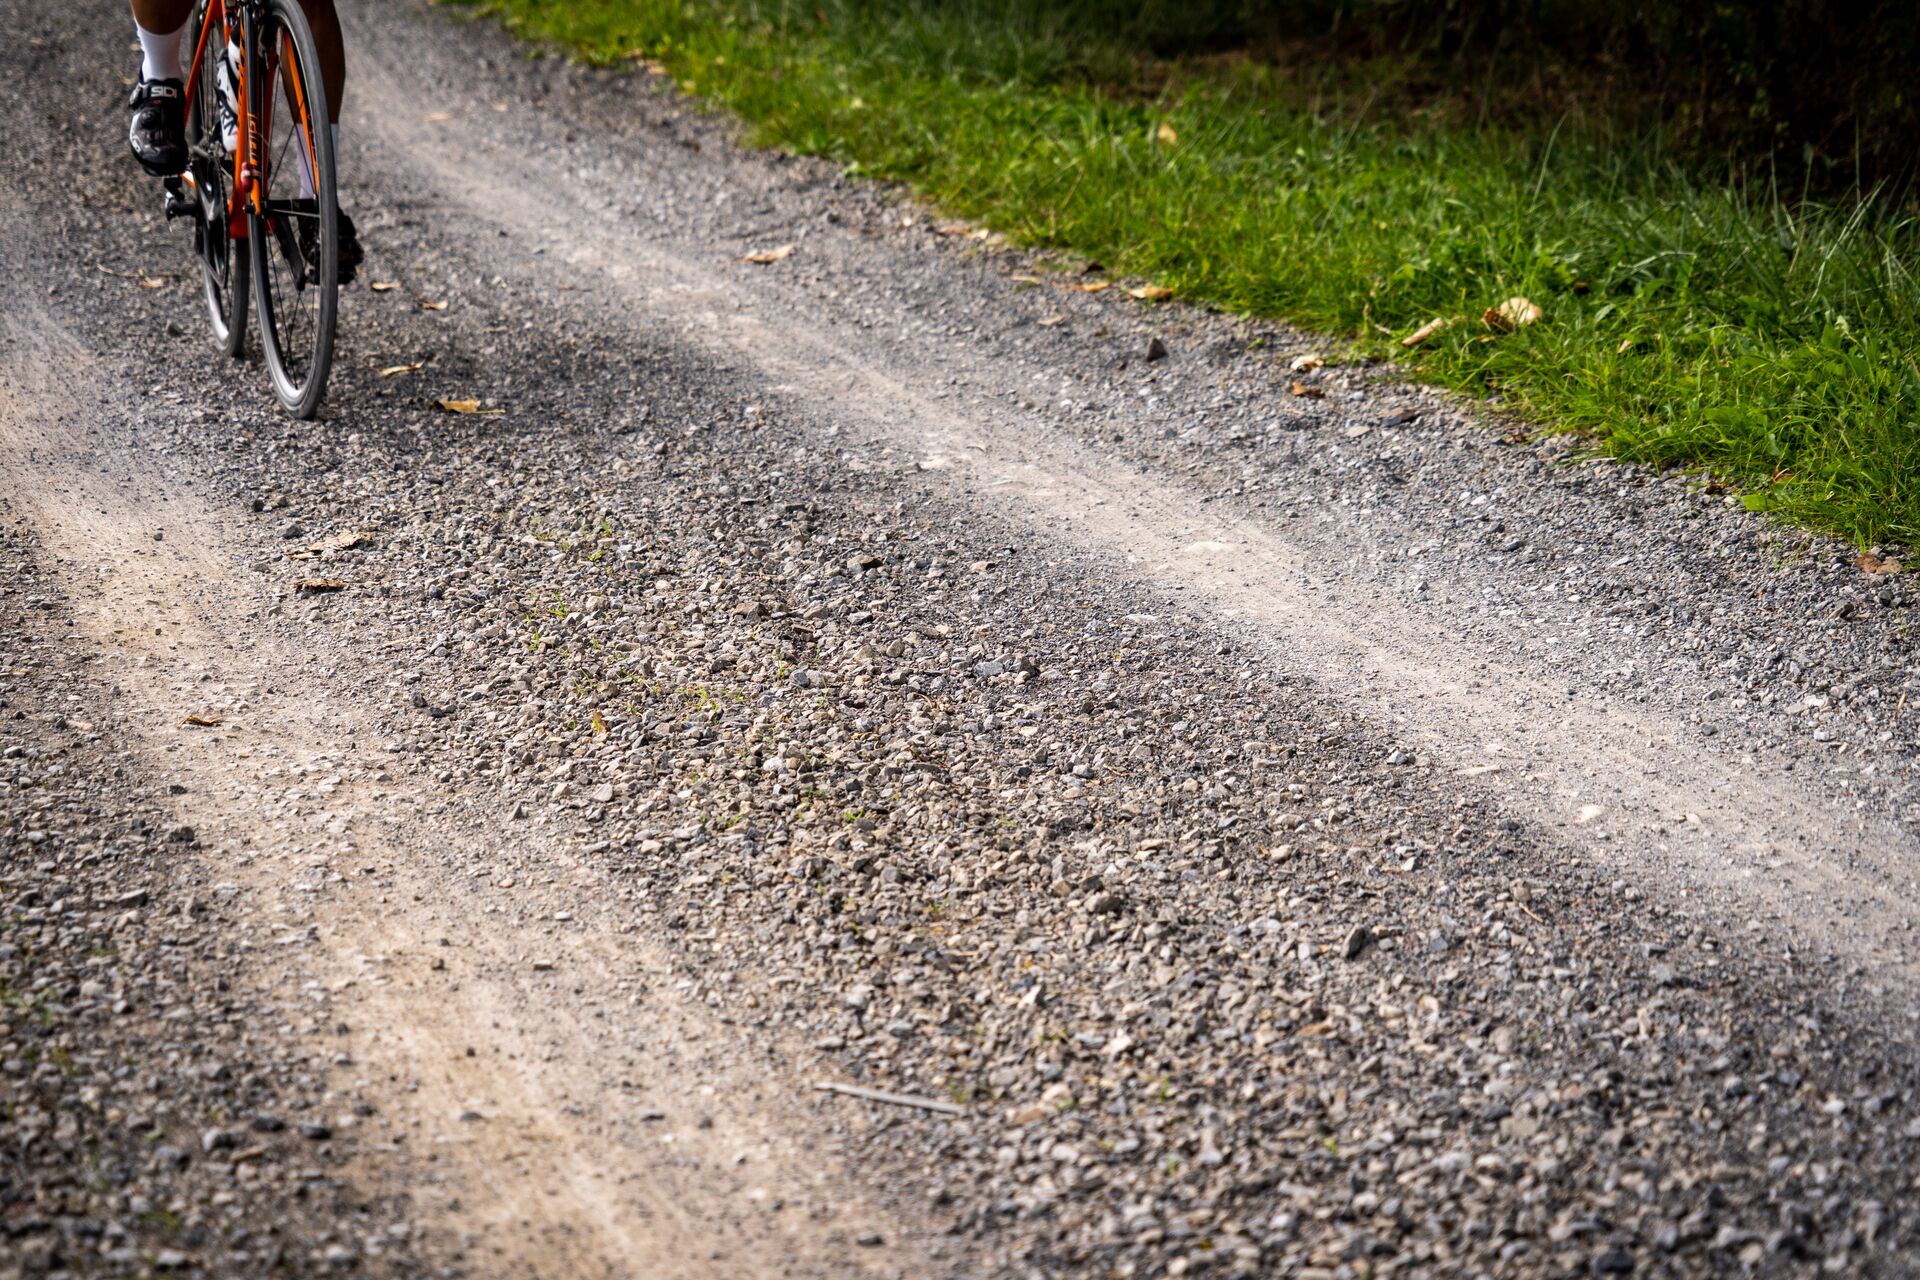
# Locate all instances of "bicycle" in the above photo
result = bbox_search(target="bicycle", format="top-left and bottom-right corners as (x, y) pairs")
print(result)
(163, 0), (339, 418)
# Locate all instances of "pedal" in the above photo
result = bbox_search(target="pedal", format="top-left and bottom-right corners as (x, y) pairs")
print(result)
(163, 179), (195, 221)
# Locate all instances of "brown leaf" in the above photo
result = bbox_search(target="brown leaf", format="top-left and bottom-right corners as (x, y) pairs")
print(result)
(288, 529), (373, 560)
(181, 714), (224, 728)
(590, 710), (609, 735)
(435, 399), (504, 415)
(933, 222), (973, 237)
(1483, 296), (1542, 332)
(1073, 281), (1112, 294)
(376, 362), (424, 378)
(1289, 381), (1325, 399)
(1288, 353), (1326, 373)
(370, 281), (401, 292)
(138, 277), (169, 289)
(296, 577), (345, 593)
(419, 298), (449, 311)
(1858, 553), (1904, 575)
(744, 243), (796, 264)
(1401, 316), (1456, 348)
(1127, 285), (1174, 302)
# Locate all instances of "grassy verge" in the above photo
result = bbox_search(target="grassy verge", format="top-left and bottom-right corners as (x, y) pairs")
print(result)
(449, 0), (1920, 546)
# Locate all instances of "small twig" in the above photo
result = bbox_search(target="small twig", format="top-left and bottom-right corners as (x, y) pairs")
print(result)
(813, 1081), (964, 1115)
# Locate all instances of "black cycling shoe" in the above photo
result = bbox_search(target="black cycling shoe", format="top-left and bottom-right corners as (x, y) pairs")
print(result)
(127, 78), (187, 176)
(288, 200), (365, 285)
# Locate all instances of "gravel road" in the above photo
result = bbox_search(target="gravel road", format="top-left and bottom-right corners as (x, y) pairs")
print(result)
(5, 3), (1920, 1278)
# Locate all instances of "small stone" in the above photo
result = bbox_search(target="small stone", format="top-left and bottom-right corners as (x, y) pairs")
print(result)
(1144, 336), (1169, 362)
(299, 1122), (333, 1140)
(1343, 925), (1374, 960)
(1591, 1245), (1634, 1274)
(250, 1113), (287, 1133)
(201, 1128), (238, 1152)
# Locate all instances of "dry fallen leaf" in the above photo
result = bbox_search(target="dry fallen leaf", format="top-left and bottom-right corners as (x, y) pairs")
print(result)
(376, 362), (425, 378)
(181, 714), (224, 728)
(1289, 381), (1325, 399)
(1037, 315), (1067, 327)
(934, 223), (973, 237)
(139, 277), (168, 289)
(1156, 121), (1178, 146)
(435, 398), (504, 415)
(1483, 295), (1543, 332)
(1073, 281), (1112, 294)
(424, 111), (454, 123)
(288, 530), (373, 560)
(419, 298), (448, 311)
(296, 577), (345, 593)
(590, 709), (609, 735)
(370, 281), (401, 292)
(744, 243), (795, 264)
(1401, 316), (1457, 347)
(1858, 553), (1904, 575)
(1127, 285), (1174, 302)
(1289, 353), (1326, 373)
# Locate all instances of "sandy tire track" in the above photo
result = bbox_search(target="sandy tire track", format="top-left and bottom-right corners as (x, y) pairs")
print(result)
(0, 302), (921, 1279)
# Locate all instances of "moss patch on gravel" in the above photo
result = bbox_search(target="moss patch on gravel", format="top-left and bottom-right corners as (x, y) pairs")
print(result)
(448, 0), (1920, 547)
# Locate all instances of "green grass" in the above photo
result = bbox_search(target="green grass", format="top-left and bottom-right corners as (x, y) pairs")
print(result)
(449, 0), (1920, 545)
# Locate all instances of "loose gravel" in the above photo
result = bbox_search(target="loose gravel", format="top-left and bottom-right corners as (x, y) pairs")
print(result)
(6, 3), (1920, 1278)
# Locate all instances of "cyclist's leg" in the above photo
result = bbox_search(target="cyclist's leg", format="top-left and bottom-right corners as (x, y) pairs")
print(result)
(128, 0), (195, 174)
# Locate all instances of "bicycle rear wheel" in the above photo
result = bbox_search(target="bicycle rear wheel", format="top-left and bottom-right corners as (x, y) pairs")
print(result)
(247, 0), (336, 419)
(187, 0), (245, 357)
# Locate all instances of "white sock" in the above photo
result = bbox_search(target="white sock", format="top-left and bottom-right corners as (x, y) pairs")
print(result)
(136, 20), (187, 83)
(294, 124), (341, 201)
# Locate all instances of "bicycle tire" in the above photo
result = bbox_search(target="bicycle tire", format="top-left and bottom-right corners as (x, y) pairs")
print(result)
(187, 0), (246, 357)
(246, 0), (336, 419)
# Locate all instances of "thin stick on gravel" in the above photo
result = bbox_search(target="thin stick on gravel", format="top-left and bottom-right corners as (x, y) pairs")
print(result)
(813, 1081), (965, 1115)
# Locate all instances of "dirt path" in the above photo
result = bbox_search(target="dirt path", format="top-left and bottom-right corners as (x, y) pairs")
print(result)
(0, 302), (916, 1278)
(7, 3), (1920, 1277)
(344, 7), (1920, 987)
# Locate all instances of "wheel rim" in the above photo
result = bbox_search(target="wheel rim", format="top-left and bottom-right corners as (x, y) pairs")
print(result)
(250, 12), (333, 410)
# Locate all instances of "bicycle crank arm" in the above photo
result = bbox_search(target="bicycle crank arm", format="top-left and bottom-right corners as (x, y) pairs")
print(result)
(162, 178), (196, 221)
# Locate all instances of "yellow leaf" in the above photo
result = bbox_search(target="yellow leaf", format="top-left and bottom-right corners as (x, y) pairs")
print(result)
(1127, 285), (1174, 302)
(1401, 316), (1457, 348)
(435, 399), (504, 415)
(139, 277), (168, 289)
(370, 281), (400, 292)
(419, 298), (448, 311)
(745, 243), (796, 264)
(181, 713), (224, 728)
(1483, 296), (1542, 332)
(1156, 121), (1178, 146)
(1074, 281), (1112, 293)
(1289, 354), (1325, 373)
(377, 362), (424, 377)
(1289, 381), (1325, 399)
